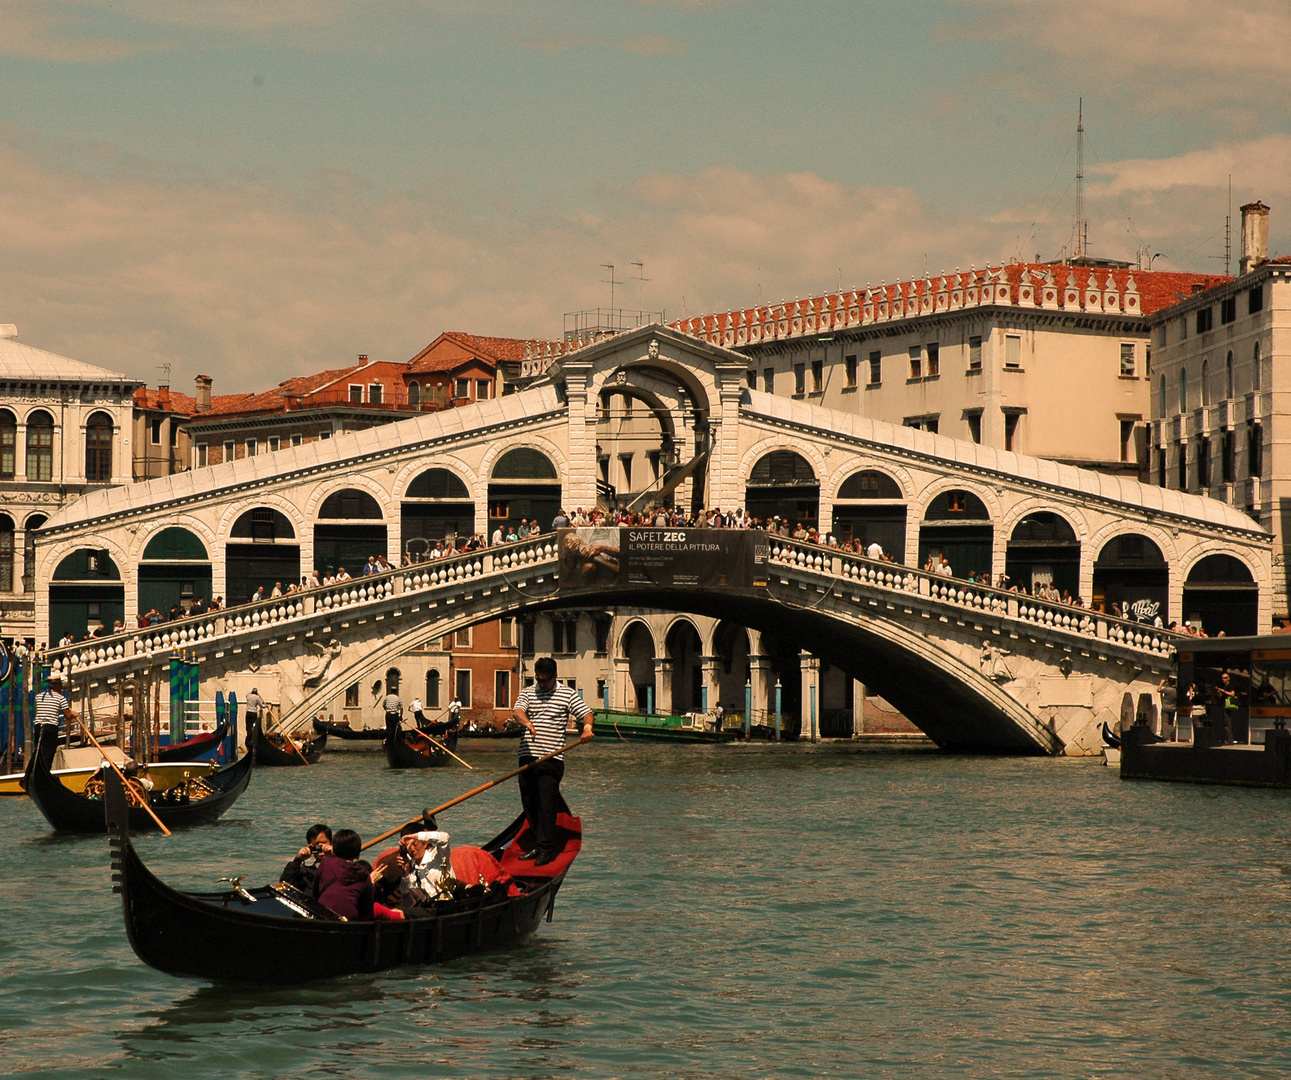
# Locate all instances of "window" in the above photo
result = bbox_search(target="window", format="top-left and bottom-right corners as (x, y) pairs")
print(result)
(1004, 335), (1022, 370)
(426, 670), (441, 708)
(793, 363), (805, 395)
(867, 351), (881, 386)
(268, 436), (280, 452)
(291, 433), (302, 447)
(595, 615), (611, 654)
(1201, 358), (1210, 406)
(169, 423), (178, 448)
(908, 345), (922, 379)
(344, 683), (360, 708)
(904, 415), (938, 434)
(1178, 441), (1187, 488)
(1222, 430), (1235, 483)
(25, 412), (53, 482)
(1226, 352), (1234, 398)
(195, 444), (208, 468)
(763, 368), (774, 393)
(494, 670), (511, 708)
(246, 438), (257, 457)
(925, 342), (939, 377)
(1249, 285), (1264, 315)
(150, 417), (162, 444)
(0, 516), (13, 592)
(455, 670), (471, 705)
(811, 359), (823, 392)
(1120, 420), (1137, 463)
(1159, 374), (1166, 419)
(223, 440), (234, 462)
(1145, 344), (1152, 376)
(968, 336), (982, 372)
(349, 384), (363, 404)
(844, 355), (857, 387)
(500, 618), (514, 648)
(1196, 307), (1213, 333)
(477, 380), (491, 400)
(1249, 422), (1263, 477)
(85, 413), (113, 482)
(1220, 296), (1237, 324)
(1197, 436), (1211, 487)
(1180, 315), (1188, 341)
(454, 378), (470, 399)
(407, 382), (420, 408)
(1003, 410), (1021, 452)
(0, 411), (15, 479)
(966, 412), (982, 444)
(320, 429), (331, 439)
(369, 383), (383, 405)
(1120, 343), (1136, 377)
(1178, 368), (1187, 412)
(746, 370), (756, 389)
(1253, 341), (1262, 391)
(521, 620), (535, 655)
(455, 626), (472, 648)
(596, 678), (607, 702)
(1157, 445), (1166, 488)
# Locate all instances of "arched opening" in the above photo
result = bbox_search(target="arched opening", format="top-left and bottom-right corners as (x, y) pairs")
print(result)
(386, 667), (401, 694)
(831, 469), (906, 560)
(407, 382), (420, 409)
(0, 514), (13, 592)
(1005, 512), (1080, 598)
(918, 491), (992, 579)
(758, 631), (804, 739)
(0, 409), (15, 480)
(1183, 554), (1257, 636)
(620, 621), (657, 714)
(745, 451), (819, 530)
(1200, 358), (1210, 407)
(1253, 341), (1262, 391)
(25, 410), (53, 482)
(85, 410), (114, 483)
(711, 621), (751, 718)
(401, 468), (474, 557)
(50, 548), (124, 642)
(664, 619), (703, 714)
(1093, 534), (1168, 623)
(1158, 374), (1166, 419)
(1178, 368), (1187, 413)
(227, 508), (300, 604)
(488, 448), (561, 536)
(22, 513), (45, 593)
(1226, 351), (1234, 399)
(138, 527), (212, 619)
(314, 489), (387, 578)
(426, 668), (442, 709)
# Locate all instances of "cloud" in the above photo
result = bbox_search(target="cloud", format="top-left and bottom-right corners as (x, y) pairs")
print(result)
(515, 28), (687, 55)
(1095, 134), (1291, 198)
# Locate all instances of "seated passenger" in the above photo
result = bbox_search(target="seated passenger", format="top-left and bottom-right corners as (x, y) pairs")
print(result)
(314, 828), (382, 919)
(281, 823), (332, 892)
(373, 818), (453, 909)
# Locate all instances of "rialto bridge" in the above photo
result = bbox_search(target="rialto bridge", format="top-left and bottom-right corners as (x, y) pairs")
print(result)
(34, 324), (1271, 754)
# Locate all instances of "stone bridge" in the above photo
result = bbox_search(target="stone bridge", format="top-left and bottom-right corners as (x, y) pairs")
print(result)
(35, 324), (1272, 753)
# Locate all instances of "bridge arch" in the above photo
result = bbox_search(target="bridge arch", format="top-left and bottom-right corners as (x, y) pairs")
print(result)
(917, 486), (995, 579)
(1004, 510), (1082, 598)
(1181, 550), (1260, 636)
(399, 464), (477, 553)
(741, 443), (823, 528)
(1091, 532), (1169, 622)
(223, 503), (302, 603)
(484, 442), (564, 536)
(312, 484), (388, 578)
(829, 465), (910, 557)
(137, 524), (213, 619)
(48, 543), (127, 642)
(590, 347), (714, 416)
(617, 618), (659, 713)
(664, 617), (704, 713)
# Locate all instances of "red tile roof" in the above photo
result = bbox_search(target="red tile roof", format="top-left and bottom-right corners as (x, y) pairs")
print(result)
(406, 331), (564, 374)
(133, 387), (197, 415)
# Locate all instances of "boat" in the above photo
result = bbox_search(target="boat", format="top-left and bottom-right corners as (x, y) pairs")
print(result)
(311, 718), (384, 745)
(592, 709), (738, 743)
(1, 756), (219, 797)
(248, 717), (326, 766)
(105, 769), (581, 983)
(1100, 722), (1122, 766)
(157, 719), (230, 763)
(24, 741), (255, 834)
(1121, 719), (1291, 787)
(384, 724), (454, 769)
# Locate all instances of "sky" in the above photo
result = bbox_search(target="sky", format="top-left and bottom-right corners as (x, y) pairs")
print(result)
(1, 0), (1288, 393)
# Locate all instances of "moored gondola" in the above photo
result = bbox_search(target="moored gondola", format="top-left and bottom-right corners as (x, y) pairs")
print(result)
(105, 769), (581, 983)
(248, 717), (326, 766)
(25, 741), (254, 834)
(312, 718), (384, 744)
(384, 724), (453, 769)
(156, 719), (230, 763)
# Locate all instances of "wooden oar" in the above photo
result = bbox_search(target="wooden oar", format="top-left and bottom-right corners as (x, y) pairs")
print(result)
(404, 721), (473, 769)
(68, 710), (172, 836)
(262, 709), (312, 766)
(361, 737), (585, 852)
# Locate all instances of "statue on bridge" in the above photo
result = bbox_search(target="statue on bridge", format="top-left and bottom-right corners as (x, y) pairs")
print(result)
(979, 641), (1014, 684)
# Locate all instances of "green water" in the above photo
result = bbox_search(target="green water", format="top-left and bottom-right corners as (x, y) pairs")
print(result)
(2, 740), (1289, 1078)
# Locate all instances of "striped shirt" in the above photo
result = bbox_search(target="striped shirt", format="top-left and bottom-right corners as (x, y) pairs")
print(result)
(34, 690), (70, 729)
(514, 682), (590, 761)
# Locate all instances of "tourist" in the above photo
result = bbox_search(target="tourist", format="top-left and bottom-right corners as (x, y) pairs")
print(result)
(281, 823), (333, 892)
(250, 586), (265, 604)
(552, 508), (570, 530)
(511, 656), (594, 866)
(1159, 676), (1178, 741)
(313, 829), (378, 920)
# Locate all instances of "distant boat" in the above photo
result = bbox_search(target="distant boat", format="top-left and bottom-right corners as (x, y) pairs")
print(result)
(592, 710), (738, 743)
(157, 719), (230, 763)
(384, 725), (454, 769)
(248, 718), (326, 766)
(312, 718), (384, 746)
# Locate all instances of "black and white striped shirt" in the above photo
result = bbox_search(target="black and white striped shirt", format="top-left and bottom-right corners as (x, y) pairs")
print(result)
(34, 690), (70, 728)
(514, 682), (590, 761)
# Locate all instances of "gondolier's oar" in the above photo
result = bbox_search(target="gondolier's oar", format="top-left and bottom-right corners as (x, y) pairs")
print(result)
(263, 709), (312, 766)
(361, 737), (585, 852)
(403, 721), (473, 770)
(68, 711), (172, 836)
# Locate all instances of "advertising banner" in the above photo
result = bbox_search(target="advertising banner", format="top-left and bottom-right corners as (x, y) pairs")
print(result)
(558, 528), (768, 591)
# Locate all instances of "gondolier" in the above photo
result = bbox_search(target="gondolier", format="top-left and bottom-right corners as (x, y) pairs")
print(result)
(31, 673), (76, 770)
(512, 657), (593, 866)
(383, 687), (403, 744)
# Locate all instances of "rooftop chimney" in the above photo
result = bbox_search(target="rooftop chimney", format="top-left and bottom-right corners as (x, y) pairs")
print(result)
(194, 374), (212, 413)
(358, 353), (369, 367)
(1240, 201), (1270, 275)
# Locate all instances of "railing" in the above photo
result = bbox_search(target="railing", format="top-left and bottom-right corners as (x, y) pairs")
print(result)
(765, 536), (1182, 657)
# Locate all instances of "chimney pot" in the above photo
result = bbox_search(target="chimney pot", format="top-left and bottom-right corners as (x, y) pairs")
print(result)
(1240, 201), (1270, 275)
(194, 374), (212, 413)
(358, 353), (369, 367)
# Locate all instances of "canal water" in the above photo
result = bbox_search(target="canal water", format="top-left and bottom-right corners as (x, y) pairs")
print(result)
(2, 740), (1289, 1079)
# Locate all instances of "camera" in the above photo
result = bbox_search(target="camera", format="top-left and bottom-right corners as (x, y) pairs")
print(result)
(309, 843), (323, 856)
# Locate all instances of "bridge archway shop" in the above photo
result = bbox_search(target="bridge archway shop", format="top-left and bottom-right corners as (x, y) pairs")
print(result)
(1092, 534), (1168, 623)
(315, 489), (386, 578)
(226, 508), (300, 603)
(138, 527), (213, 618)
(1182, 554), (1258, 636)
(488, 448), (561, 535)
(51, 548), (124, 642)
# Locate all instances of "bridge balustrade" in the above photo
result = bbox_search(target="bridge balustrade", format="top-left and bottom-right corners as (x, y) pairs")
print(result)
(766, 537), (1181, 657)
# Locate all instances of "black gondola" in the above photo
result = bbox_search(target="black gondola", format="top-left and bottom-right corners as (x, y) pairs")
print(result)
(26, 741), (254, 834)
(104, 769), (581, 983)
(1100, 722), (1122, 750)
(248, 717), (326, 766)
(311, 718), (383, 743)
(156, 719), (230, 763)
(384, 724), (453, 769)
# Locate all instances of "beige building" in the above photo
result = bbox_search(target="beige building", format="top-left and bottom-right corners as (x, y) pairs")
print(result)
(1148, 201), (1290, 623)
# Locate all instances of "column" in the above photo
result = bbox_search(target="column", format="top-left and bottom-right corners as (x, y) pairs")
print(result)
(656, 657), (674, 715)
(701, 653), (722, 718)
(801, 653), (820, 742)
(749, 654), (774, 727)
(852, 678), (865, 737)
(612, 655), (632, 715)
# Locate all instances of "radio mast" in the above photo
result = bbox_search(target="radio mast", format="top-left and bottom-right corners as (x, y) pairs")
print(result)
(1075, 99), (1086, 260)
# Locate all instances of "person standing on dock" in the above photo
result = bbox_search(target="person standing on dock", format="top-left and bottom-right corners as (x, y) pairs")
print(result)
(1159, 676), (1178, 741)
(511, 657), (594, 866)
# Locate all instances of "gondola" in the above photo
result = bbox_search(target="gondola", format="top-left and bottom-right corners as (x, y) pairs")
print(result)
(24, 741), (255, 834)
(312, 718), (384, 742)
(156, 719), (230, 763)
(1100, 722), (1122, 750)
(248, 717), (326, 766)
(384, 723), (454, 769)
(105, 769), (581, 983)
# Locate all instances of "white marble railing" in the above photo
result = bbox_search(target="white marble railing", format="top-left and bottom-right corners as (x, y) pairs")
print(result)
(766, 537), (1181, 657)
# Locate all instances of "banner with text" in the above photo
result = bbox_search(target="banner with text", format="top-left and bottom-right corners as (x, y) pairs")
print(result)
(557, 528), (768, 591)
